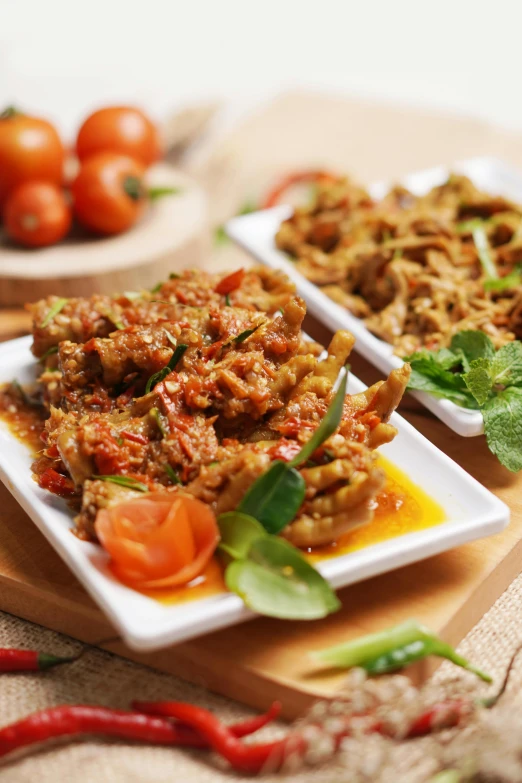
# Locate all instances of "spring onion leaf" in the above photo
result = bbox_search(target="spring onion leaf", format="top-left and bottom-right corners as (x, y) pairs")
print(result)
(145, 343), (188, 394)
(39, 345), (59, 362)
(234, 325), (262, 344)
(39, 298), (68, 329)
(163, 464), (182, 485)
(150, 282), (164, 294)
(150, 407), (168, 438)
(93, 475), (149, 492)
(472, 223), (498, 280)
(225, 293), (231, 307)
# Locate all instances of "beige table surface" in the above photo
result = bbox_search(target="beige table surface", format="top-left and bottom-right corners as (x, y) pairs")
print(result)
(3, 92), (522, 782)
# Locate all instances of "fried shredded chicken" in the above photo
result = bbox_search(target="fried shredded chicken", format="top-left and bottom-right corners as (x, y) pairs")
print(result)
(28, 266), (409, 546)
(276, 173), (522, 355)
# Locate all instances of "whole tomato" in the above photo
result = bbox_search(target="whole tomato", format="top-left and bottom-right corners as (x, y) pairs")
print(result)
(76, 106), (161, 167)
(0, 107), (65, 209)
(4, 181), (72, 248)
(72, 152), (147, 235)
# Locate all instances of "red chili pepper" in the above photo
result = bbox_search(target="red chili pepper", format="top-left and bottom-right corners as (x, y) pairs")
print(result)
(120, 430), (148, 445)
(215, 268), (245, 295)
(262, 170), (336, 209)
(0, 702), (281, 759)
(38, 467), (77, 498)
(132, 700), (281, 740)
(149, 699), (472, 773)
(0, 649), (79, 673)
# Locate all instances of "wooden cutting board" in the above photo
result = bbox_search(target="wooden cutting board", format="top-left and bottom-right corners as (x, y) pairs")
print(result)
(2, 93), (522, 720)
(0, 311), (521, 719)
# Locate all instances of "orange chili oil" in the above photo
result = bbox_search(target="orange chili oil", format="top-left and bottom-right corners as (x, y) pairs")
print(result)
(0, 385), (445, 605)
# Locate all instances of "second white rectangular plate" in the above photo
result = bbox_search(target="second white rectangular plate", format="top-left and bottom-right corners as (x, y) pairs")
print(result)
(0, 336), (509, 652)
(226, 157), (522, 437)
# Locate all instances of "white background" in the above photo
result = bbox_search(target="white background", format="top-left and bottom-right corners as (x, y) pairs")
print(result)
(1, 0), (522, 141)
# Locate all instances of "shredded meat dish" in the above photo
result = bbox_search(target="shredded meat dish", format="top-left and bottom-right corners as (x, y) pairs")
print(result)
(276, 174), (522, 355)
(21, 266), (409, 548)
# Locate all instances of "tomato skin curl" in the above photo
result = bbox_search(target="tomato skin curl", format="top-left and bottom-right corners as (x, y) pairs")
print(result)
(95, 493), (220, 589)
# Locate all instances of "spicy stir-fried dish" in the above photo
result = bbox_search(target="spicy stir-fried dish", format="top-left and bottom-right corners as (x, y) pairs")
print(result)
(276, 174), (522, 356)
(0, 266), (412, 611)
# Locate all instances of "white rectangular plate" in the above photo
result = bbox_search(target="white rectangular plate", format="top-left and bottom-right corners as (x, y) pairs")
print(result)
(0, 335), (509, 652)
(226, 157), (522, 437)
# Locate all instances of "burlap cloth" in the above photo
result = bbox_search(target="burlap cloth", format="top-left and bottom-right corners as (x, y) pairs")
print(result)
(4, 93), (522, 781)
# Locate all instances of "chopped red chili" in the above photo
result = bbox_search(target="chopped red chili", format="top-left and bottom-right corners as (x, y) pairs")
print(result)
(215, 268), (245, 295)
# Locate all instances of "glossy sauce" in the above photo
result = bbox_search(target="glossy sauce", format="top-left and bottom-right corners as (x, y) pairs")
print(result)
(0, 386), (445, 605)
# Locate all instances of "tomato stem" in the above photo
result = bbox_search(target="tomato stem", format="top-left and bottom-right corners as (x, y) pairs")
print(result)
(123, 176), (145, 201)
(0, 106), (19, 120)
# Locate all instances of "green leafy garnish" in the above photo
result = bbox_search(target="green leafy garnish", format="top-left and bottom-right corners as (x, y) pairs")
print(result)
(457, 220), (522, 290)
(163, 463), (182, 485)
(238, 366), (349, 532)
(484, 267), (522, 292)
(288, 366), (349, 467)
(150, 407), (168, 438)
(217, 511), (340, 619)
(238, 461), (306, 534)
(39, 298), (68, 329)
(470, 222), (498, 281)
(233, 325), (262, 344)
(39, 345), (59, 362)
(406, 330), (522, 470)
(169, 272), (180, 279)
(150, 282), (163, 294)
(225, 293), (231, 307)
(93, 475), (149, 492)
(145, 343), (188, 394)
(148, 186), (181, 201)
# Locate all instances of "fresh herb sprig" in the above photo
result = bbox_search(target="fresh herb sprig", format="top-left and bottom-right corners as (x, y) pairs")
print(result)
(457, 219), (522, 292)
(93, 475), (149, 492)
(405, 330), (522, 471)
(145, 343), (188, 394)
(238, 366), (349, 533)
(217, 511), (340, 620)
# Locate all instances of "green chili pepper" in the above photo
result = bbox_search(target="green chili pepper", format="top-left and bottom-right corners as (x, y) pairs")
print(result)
(312, 619), (491, 682)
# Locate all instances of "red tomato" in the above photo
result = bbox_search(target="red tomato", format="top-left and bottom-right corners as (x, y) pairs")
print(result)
(0, 107), (65, 209)
(4, 181), (72, 248)
(94, 493), (220, 588)
(76, 106), (161, 167)
(72, 153), (146, 235)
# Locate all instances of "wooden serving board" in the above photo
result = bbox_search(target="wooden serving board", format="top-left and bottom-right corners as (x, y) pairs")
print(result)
(0, 312), (520, 720)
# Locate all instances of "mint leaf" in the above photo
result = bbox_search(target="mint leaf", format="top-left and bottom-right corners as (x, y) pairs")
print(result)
(482, 387), (522, 472)
(450, 330), (495, 370)
(405, 350), (477, 409)
(464, 358), (493, 406)
(489, 342), (522, 388)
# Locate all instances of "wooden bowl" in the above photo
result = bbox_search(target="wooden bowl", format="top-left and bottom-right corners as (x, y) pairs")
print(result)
(0, 164), (209, 306)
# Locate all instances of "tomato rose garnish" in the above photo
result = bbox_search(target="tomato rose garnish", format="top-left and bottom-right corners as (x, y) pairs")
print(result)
(94, 493), (219, 589)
